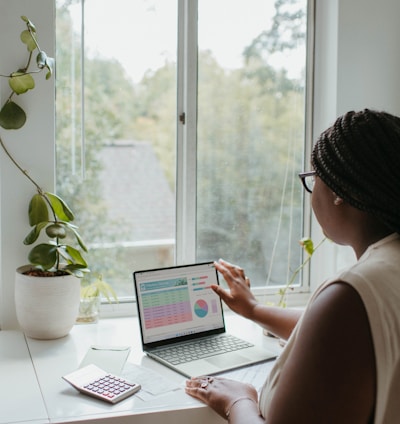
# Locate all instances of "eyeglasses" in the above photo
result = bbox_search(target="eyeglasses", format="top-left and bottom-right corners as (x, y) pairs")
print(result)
(298, 171), (316, 193)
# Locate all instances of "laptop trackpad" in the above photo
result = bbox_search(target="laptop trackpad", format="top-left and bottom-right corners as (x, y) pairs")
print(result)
(207, 353), (248, 368)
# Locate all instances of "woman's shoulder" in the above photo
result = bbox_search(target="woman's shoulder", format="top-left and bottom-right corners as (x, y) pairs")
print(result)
(323, 233), (400, 294)
(303, 281), (371, 341)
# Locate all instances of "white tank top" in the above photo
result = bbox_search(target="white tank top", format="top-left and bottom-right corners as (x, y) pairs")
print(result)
(259, 233), (400, 423)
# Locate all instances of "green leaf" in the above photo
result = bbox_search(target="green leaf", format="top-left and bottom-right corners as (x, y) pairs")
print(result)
(28, 243), (57, 270)
(23, 222), (48, 245)
(0, 101), (27, 130)
(59, 245), (90, 277)
(9, 72), (35, 95)
(36, 51), (47, 69)
(20, 28), (36, 52)
(65, 265), (90, 278)
(67, 224), (88, 252)
(45, 223), (67, 239)
(21, 16), (36, 33)
(299, 237), (315, 256)
(44, 56), (55, 79)
(60, 245), (88, 268)
(46, 192), (75, 222)
(29, 194), (49, 226)
(80, 284), (100, 298)
(81, 277), (118, 303)
(35, 51), (55, 80)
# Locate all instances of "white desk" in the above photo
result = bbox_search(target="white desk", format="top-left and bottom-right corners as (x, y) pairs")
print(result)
(0, 331), (48, 424)
(0, 314), (280, 424)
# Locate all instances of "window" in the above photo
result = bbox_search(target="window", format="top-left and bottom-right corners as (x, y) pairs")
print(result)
(55, 0), (311, 302)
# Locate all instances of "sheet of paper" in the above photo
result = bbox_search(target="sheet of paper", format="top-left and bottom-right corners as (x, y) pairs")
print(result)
(122, 362), (181, 401)
(220, 360), (276, 393)
(79, 345), (131, 375)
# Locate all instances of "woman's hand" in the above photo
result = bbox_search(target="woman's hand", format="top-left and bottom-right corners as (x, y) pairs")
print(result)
(214, 259), (302, 340)
(185, 376), (260, 420)
(212, 259), (258, 320)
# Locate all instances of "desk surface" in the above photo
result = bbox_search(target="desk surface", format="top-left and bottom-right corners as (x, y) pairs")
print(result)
(1, 314), (281, 424)
(0, 331), (48, 424)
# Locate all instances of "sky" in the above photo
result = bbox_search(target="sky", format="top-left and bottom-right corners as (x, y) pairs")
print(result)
(67, 0), (304, 83)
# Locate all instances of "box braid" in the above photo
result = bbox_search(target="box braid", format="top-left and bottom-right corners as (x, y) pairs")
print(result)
(311, 109), (400, 234)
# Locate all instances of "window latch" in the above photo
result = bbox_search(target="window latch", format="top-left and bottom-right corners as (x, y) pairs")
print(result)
(179, 112), (186, 125)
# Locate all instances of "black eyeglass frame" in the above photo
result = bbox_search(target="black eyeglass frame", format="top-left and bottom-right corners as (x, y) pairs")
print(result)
(298, 171), (316, 193)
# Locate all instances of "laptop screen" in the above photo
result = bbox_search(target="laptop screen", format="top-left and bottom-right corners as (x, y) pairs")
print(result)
(133, 262), (225, 346)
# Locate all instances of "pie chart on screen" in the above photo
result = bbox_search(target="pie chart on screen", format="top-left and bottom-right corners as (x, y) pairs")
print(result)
(194, 299), (208, 318)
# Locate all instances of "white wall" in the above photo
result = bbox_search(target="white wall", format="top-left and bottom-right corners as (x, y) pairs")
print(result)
(311, 0), (400, 288)
(0, 0), (55, 329)
(336, 0), (400, 116)
(314, 0), (400, 134)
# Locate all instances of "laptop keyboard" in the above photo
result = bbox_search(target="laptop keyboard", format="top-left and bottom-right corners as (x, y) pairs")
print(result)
(154, 334), (254, 365)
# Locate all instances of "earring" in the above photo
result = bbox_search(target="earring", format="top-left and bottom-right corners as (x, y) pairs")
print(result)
(334, 196), (343, 206)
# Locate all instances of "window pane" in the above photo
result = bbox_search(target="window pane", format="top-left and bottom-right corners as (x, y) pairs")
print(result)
(56, 0), (177, 297)
(196, 0), (308, 287)
(56, 0), (309, 301)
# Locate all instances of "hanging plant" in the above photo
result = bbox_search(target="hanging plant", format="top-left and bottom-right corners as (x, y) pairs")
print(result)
(0, 16), (89, 277)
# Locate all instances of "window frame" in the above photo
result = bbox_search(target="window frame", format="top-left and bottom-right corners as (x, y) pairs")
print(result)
(175, 0), (316, 306)
(176, 0), (198, 265)
(77, 0), (315, 314)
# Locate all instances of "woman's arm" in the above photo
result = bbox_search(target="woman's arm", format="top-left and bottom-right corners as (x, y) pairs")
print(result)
(213, 259), (302, 340)
(250, 303), (302, 340)
(264, 282), (376, 423)
(187, 282), (376, 423)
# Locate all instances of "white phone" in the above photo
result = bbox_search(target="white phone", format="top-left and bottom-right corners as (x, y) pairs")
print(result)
(63, 364), (141, 404)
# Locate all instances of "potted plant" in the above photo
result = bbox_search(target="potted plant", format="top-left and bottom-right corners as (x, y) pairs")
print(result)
(0, 16), (89, 339)
(77, 275), (118, 324)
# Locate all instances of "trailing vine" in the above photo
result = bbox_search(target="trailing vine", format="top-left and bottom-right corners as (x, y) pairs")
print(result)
(0, 16), (89, 277)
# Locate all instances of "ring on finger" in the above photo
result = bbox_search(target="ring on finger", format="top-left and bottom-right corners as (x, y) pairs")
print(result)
(200, 377), (214, 389)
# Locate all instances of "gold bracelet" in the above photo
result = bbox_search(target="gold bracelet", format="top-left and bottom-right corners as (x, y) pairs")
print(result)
(225, 396), (257, 419)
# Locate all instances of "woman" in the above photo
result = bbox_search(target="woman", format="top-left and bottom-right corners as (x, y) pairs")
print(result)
(185, 109), (400, 423)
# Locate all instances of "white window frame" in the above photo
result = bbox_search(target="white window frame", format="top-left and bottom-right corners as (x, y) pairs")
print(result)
(89, 0), (316, 315)
(175, 0), (316, 307)
(176, 0), (198, 265)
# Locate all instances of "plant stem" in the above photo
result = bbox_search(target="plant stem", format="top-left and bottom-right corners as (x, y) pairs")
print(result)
(0, 134), (57, 221)
(20, 51), (33, 74)
(27, 25), (41, 52)
(0, 134), (42, 192)
(277, 237), (326, 307)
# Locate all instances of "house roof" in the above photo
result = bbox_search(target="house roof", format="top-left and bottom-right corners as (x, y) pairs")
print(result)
(98, 140), (175, 242)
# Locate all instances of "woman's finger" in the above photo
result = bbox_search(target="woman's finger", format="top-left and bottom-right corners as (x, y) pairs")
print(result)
(215, 259), (247, 282)
(185, 376), (216, 400)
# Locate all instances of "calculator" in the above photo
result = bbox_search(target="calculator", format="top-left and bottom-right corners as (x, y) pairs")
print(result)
(63, 364), (141, 404)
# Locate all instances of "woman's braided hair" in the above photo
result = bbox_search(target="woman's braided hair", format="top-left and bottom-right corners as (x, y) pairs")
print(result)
(311, 109), (400, 233)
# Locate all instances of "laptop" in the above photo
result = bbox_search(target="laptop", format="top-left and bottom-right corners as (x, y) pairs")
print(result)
(133, 262), (276, 378)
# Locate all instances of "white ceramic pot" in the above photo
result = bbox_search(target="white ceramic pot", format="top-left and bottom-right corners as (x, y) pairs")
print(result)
(15, 265), (80, 340)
